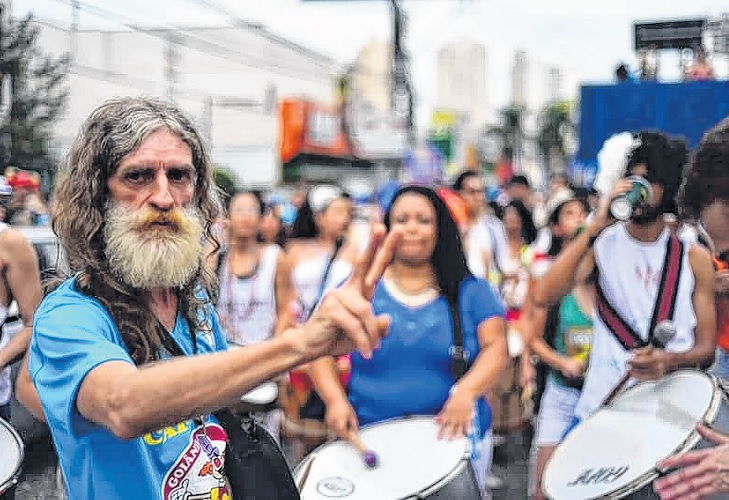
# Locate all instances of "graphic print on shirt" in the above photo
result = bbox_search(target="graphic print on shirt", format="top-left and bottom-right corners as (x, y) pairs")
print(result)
(162, 422), (232, 500)
(634, 263), (660, 291)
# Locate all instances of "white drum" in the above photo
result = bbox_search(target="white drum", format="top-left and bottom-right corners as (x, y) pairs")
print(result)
(294, 416), (481, 499)
(0, 418), (23, 497)
(239, 382), (279, 413)
(544, 370), (729, 499)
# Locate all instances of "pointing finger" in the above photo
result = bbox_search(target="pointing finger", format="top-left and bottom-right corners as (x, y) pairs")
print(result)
(348, 224), (386, 289)
(363, 227), (402, 299)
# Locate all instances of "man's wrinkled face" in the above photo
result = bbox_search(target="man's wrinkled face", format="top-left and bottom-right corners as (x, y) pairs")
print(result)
(104, 129), (203, 289)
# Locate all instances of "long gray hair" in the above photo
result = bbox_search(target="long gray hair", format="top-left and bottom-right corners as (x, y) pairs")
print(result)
(52, 97), (222, 364)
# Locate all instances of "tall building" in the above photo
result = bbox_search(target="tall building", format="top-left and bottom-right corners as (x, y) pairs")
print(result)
(509, 49), (574, 186)
(29, 19), (337, 187)
(351, 40), (392, 114)
(436, 41), (487, 129)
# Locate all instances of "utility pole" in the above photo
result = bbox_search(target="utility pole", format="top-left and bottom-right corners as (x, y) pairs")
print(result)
(389, 0), (414, 151)
(164, 35), (180, 102)
(71, 0), (79, 61)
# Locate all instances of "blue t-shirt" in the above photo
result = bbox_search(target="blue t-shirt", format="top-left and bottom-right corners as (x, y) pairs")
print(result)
(28, 278), (231, 500)
(349, 276), (505, 436)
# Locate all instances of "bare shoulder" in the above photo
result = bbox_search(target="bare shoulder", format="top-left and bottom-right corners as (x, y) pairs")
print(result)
(688, 244), (714, 278)
(0, 226), (35, 254)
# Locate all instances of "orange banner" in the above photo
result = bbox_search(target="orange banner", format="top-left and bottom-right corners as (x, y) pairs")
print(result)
(278, 98), (351, 163)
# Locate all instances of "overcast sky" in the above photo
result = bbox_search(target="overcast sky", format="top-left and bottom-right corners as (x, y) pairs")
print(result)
(11, 0), (729, 125)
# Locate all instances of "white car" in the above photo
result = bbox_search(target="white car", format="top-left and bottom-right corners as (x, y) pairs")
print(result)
(7, 225), (67, 442)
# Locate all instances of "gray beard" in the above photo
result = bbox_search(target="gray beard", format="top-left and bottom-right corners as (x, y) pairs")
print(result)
(103, 204), (203, 290)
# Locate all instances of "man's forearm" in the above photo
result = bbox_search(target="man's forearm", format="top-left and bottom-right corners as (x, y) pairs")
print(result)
(309, 356), (348, 405)
(0, 326), (31, 368)
(81, 327), (311, 439)
(666, 346), (716, 371)
(533, 227), (599, 307)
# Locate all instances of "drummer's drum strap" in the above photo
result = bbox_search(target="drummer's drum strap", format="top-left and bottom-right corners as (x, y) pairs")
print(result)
(447, 297), (468, 381)
(595, 234), (684, 350)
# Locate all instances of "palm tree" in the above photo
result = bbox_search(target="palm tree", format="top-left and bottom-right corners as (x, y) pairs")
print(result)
(537, 100), (575, 176)
(486, 104), (526, 165)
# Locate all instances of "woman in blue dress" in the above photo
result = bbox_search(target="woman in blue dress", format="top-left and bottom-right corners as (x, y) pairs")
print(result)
(309, 185), (509, 494)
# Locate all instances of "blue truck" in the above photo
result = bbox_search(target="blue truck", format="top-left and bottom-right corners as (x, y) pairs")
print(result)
(570, 80), (729, 186)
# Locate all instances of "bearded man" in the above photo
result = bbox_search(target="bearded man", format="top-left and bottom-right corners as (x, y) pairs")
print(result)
(23, 97), (397, 500)
(534, 130), (716, 425)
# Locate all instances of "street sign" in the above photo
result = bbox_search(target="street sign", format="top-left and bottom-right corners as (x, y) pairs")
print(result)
(633, 19), (706, 51)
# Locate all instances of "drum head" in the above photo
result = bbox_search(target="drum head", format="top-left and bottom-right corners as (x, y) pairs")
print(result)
(0, 418), (23, 490)
(240, 382), (278, 405)
(295, 416), (469, 499)
(544, 371), (716, 499)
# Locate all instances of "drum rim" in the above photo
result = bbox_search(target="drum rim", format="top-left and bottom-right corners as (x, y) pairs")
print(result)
(0, 417), (24, 492)
(294, 415), (472, 497)
(543, 370), (722, 500)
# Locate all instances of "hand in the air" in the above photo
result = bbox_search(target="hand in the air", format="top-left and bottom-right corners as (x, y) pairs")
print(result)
(588, 179), (633, 234)
(435, 385), (476, 441)
(627, 345), (669, 381)
(654, 424), (729, 499)
(299, 224), (401, 361)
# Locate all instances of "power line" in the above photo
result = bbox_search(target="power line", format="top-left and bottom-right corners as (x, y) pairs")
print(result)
(49, 0), (337, 82)
(182, 0), (338, 63)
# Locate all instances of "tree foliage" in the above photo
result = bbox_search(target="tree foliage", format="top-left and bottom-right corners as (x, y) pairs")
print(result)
(0, 12), (70, 171)
(213, 167), (238, 205)
(487, 104), (526, 162)
(537, 100), (575, 173)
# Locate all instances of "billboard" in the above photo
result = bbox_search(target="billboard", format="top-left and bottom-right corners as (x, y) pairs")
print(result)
(278, 98), (352, 164)
(633, 19), (706, 51)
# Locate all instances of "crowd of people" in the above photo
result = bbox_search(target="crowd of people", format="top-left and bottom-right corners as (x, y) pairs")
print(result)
(0, 95), (728, 499)
(615, 44), (716, 83)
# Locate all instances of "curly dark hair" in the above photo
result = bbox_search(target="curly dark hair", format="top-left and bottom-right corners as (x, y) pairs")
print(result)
(384, 185), (472, 303)
(626, 130), (688, 213)
(680, 118), (729, 219)
(51, 97), (222, 365)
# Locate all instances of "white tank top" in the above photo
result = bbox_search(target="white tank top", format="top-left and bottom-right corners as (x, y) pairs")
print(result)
(574, 224), (697, 419)
(291, 253), (352, 322)
(0, 222), (12, 405)
(216, 245), (280, 346)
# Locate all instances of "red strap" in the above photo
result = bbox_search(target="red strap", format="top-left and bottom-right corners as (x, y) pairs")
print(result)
(596, 234), (684, 349)
(596, 282), (642, 350)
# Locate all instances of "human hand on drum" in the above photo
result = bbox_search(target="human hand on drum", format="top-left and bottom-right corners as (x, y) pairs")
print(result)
(435, 385), (475, 440)
(627, 345), (669, 381)
(296, 224), (401, 361)
(654, 424), (729, 499)
(325, 397), (359, 439)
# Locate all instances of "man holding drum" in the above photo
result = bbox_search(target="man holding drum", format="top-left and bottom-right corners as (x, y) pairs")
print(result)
(654, 120), (729, 499)
(22, 97), (400, 500)
(534, 130), (716, 430)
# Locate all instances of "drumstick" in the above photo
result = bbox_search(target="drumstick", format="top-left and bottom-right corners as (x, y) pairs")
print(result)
(601, 372), (631, 407)
(347, 431), (379, 469)
(602, 322), (677, 408)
